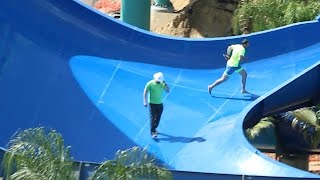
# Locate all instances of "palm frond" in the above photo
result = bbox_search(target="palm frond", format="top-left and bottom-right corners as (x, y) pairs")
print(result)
(246, 117), (275, 140)
(293, 108), (318, 125)
(10, 167), (46, 180)
(89, 146), (172, 180)
(2, 127), (74, 180)
(291, 108), (320, 148)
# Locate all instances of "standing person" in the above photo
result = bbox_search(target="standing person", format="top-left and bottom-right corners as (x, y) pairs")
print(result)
(208, 39), (250, 95)
(143, 72), (170, 138)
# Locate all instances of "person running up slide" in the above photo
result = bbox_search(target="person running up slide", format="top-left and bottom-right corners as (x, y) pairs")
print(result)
(208, 39), (250, 95)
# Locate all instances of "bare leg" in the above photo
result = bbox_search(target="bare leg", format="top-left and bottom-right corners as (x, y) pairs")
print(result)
(208, 73), (229, 94)
(238, 69), (248, 93)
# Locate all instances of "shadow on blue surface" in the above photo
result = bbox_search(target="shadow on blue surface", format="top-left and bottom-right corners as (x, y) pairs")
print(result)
(154, 133), (206, 143)
(211, 93), (260, 101)
(0, 0), (320, 179)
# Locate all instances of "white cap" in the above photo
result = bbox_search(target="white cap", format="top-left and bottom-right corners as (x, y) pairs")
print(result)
(153, 72), (164, 83)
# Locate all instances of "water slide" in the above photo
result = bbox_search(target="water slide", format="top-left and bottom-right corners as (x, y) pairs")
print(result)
(0, 0), (320, 179)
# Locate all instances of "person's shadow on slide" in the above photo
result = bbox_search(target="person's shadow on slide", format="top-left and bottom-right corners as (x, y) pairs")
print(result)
(212, 92), (260, 101)
(155, 133), (206, 143)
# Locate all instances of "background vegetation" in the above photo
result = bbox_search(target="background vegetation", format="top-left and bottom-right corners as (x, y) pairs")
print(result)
(247, 105), (320, 171)
(233, 0), (320, 34)
(1, 127), (172, 180)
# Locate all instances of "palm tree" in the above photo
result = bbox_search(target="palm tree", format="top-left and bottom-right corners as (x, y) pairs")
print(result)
(246, 105), (320, 171)
(1, 127), (172, 180)
(89, 146), (173, 180)
(245, 116), (283, 160)
(274, 108), (320, 170)
(1, 127), (74, 180)
(246, 116), (275, 140)
(291, 107), (320, 149)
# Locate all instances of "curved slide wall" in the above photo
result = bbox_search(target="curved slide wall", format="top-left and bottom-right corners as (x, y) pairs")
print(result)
(0, 0), (320, 178)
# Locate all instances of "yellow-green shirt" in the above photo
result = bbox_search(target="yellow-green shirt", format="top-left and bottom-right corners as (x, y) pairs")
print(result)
(227, 44), (245, 67)
(145, 80), (166, 104)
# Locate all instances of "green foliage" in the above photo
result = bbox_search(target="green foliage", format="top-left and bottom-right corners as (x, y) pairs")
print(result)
(246, 117), (275, 140)
(2, 127), (74, 180)
(291, 107), (320, 149)
(89, 146), (173, 180)
(233, 0), (320, 34)
(292, 108), (317, 125)
(246, 105), (320, 149)
(1, 127), (172, 180)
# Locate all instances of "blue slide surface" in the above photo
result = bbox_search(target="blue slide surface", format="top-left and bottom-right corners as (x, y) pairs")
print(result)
(0, 0), (320, 178)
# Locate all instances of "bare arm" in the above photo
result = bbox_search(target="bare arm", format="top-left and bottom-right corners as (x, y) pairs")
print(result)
(226, 45), (233, 57)
(224, 45), (234, 60)
(143, 89), (148, 107)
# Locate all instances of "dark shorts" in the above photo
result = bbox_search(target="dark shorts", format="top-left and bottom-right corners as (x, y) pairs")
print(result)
(224, 65), (244, 76)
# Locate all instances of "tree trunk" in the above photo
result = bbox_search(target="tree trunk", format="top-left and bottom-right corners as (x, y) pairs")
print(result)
(279, 154), (309, 171)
